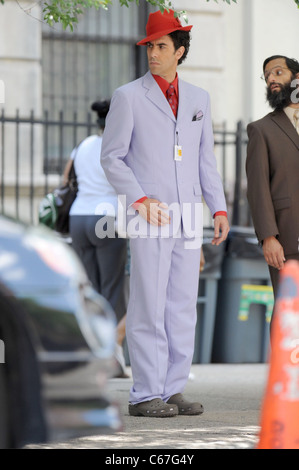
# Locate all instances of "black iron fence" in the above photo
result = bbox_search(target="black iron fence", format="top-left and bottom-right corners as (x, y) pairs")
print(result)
(0, 109), (251, 227)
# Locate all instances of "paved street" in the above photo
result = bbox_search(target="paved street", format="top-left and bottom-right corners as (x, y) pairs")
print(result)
(27, 363), (269, 450)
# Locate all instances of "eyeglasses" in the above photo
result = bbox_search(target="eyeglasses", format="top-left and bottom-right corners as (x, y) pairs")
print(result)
(261, 66), (290, 82)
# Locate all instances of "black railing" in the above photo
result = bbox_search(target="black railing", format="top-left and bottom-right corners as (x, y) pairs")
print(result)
(213, 120), (250, 227)
(0, 109), (251, 227)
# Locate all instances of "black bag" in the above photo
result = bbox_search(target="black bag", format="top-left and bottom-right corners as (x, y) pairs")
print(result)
(39, 157), (78, 234)
(54, 160), (78, 234)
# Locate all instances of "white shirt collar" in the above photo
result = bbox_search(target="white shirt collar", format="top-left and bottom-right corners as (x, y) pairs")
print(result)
(284, 106), (297, 128)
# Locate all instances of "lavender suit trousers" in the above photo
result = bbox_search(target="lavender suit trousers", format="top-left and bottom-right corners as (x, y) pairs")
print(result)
(126, 235), (202, 404)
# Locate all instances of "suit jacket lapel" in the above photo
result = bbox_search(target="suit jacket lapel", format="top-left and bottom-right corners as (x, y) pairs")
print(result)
(270, 110), (299, 150)
(142, 71), (176, 123)
(177, 79), (193, 124)
(177, 79), (186, 123)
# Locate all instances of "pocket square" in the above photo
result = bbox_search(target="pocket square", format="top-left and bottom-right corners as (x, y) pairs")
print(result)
(192, 111), (203, 121)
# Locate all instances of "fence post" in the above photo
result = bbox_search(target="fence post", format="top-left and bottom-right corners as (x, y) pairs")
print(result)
(232, 120), (244, 226)
(15, 109), (20, 220)
(59, 110), (64, 176)
(44, 110), (49, 194)
(30, 110), (35, 223)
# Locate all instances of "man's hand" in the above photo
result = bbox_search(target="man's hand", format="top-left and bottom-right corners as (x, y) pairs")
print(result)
(262, 236), (285, 270)
(136, 198), (170, 226)
(212, 215), (230, 246)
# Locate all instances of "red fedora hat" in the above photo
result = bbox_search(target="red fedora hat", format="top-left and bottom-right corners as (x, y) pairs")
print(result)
(137, 9), (192, 46)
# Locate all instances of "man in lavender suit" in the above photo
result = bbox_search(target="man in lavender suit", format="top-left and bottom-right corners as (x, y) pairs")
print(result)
(101, 9), (229, 418)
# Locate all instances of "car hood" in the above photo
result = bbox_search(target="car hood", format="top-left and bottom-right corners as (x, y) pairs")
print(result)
(0, 216), (88, 297)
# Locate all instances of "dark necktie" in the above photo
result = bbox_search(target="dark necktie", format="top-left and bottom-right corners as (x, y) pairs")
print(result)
(166, 84), (178, 118)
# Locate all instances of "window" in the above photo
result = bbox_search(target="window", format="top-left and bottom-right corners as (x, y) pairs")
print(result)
(41, 2), (149, 171)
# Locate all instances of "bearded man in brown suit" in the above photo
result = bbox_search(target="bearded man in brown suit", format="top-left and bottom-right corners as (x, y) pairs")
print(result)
(246, 55), (299, 325)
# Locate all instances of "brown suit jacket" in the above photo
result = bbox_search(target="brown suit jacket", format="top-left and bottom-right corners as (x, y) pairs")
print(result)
(246, 109), (299, 255)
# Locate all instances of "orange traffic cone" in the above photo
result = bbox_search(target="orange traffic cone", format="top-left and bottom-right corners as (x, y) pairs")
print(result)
(257, 260), (299, 449)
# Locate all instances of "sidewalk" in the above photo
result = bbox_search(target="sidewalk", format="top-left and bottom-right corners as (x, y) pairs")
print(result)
(30, 363), (268, 450)
(94, 363), (268, 450)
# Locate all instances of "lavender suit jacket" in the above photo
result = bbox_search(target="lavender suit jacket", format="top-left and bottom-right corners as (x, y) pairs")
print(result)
(101, 71), (227, 237)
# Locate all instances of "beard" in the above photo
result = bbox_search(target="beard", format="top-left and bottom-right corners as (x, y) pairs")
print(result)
(266, 75), (296, 110)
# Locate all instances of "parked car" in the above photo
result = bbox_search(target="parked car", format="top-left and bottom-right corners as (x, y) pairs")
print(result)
(0, 215), (122, 449)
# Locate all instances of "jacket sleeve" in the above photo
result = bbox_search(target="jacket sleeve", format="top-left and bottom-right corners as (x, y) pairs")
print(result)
(246, 122), (279, 242)
(198, 93), (227, 215)
(100, 88), (147, 209)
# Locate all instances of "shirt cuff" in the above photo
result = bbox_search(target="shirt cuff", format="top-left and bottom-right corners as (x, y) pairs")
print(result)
(132, 196), (148, 209)
(213, 211), (227, 218)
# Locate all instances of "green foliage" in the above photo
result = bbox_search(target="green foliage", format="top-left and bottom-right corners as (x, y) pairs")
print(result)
(42, 0), (237, 30)
(43, 0), (111, 31)
(2, 0), (299, 30)
(206, 0), (237, 4)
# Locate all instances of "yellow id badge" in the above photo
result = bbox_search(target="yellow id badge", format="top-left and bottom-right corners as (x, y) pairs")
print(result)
(174, 145), (182, 162)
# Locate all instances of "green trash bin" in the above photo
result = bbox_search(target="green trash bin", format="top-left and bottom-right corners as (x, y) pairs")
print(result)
(193, 228), (225, 364)
(212, 227), (273, 363)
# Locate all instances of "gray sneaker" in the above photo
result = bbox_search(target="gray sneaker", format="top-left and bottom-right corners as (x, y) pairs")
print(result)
(167, 393), (204, 415)
(129, 398), (178, 417)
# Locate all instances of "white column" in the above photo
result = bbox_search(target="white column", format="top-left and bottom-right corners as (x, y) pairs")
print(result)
(0, 0), (42, 115)
(0, 1), (46, 222)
